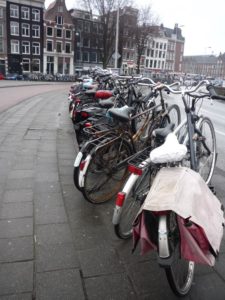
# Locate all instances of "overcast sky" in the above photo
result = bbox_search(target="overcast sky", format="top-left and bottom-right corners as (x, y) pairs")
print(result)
(45, 0), (225, 56)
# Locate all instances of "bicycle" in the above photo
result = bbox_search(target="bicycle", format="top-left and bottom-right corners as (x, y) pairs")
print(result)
(112, 81), (223, 296)
(76, 82), (181, 204)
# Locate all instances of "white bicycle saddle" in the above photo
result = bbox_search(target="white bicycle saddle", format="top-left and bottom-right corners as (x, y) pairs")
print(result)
(150, 133), (187, 164)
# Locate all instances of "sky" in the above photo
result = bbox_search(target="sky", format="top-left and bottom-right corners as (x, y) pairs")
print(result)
(45, 0), (225, 56)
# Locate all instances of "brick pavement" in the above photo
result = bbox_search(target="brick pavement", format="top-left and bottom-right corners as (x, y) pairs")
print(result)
(0, 85), (224, 299)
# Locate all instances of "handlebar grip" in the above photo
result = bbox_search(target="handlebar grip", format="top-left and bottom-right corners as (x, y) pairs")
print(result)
(207, 85), (225, 100)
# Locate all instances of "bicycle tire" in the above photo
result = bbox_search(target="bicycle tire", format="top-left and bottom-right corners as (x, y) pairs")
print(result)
(196, 116), (217, 184)
(82, 139), (132, 204)
(114, 167), (153, 239)
(167, 104), (181, 128)
(165, 212), (195, 296)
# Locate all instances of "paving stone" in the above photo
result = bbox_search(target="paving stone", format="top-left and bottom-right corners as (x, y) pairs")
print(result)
(214, 253), (225, 279)
(0, 218), (33, 238)
(78, 246), (124, 277)
(8, 170), (34, 179)
(0, 293), (32, 300)
(35, 205), (67, 225)
(36, 269), (84, 300)
(59, 175), (74, 185)
(3, 189), (33, 203)
(85, 273), (136, 300)
(36, 223), (73, 245)
(0, 261), (33, 295)
(36, 243), (79, 272)
(0, 236), (33, 262)
(34, 182), (61, 194)
(189, 272), (225, 300)
(35, 172), (59, 182)
(5, 178), (34, 190)
(34, 192), (64, 208)
(0, 202), (33, 219)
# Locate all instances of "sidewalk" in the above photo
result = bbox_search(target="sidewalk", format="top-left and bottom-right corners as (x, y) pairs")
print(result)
(0, 86), (224, 299)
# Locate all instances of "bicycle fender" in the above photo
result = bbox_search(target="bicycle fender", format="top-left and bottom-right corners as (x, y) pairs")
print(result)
(112, 174), (139, 225)
(79, 154), (92, 187)
(74, 152), (83, 167)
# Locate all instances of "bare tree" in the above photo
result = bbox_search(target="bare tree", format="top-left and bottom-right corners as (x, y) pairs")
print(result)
(134, 5), (158, 74)
(78, 0), (132, 68)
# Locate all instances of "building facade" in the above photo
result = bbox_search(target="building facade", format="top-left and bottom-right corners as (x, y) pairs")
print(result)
(0, 0), (7, 75)
(44, 0), (74, 75)
(6, 0), (44, 75)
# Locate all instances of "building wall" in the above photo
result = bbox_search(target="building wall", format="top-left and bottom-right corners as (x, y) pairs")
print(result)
(43, 0), (75, 75)
(0, 0), (7, 74)
(6, 0), (44, 74)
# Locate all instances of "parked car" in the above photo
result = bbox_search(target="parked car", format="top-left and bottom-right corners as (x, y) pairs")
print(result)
(0, 73), (4, 80)
(5, 73), (23, 80)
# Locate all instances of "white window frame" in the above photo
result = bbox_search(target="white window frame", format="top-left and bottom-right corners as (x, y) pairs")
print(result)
(10, 4), (19, 18)
(22, 58), (30, 72)
(22, 23), (30, 37)
(46, 40), (53, 52)
(56, 41), (62, 53)
(22, 41), (30, 54)
(11, 40), (20, 54)
(0, 8), (3, 18)
(32, 42), (40, 55)
(46, 26), (53, 37)
(65, 29), (71, 39)
(0, 24), (3, 37)
(21, 7), (30, 20)
(32, 59), (40, 72)
(56, 16), (63, 25)
(32, 25), (40, 38)
(32, 9), (40, 22)
(65, 42), (71, 53)
(10, 22), (19, 36)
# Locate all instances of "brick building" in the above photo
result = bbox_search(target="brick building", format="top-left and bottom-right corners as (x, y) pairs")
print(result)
(0, 0), (7, 75)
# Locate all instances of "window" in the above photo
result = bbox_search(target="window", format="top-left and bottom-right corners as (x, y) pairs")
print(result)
(65, 43), (71, 53)
(146, 59), (149, 68)
(56, 42), (62, 52)
(92, 23), (98, 33)
(31, 59), (40, 72)
(47, 27), (53, 36)
(32, 9), (40, 21)
(83, 52), (89, 62)
(58, 6), (63, 12)
(47, 56), (54, 74)
(47, 40), (53, 52)
(32, 42), (40, 55)
(156, 42), (159, 48)
(11, 40), (19, 53)
(83, 38), (89, 47)
(10, 22), (19, 35)
(22, 23), (30, 36)
(0, 24), (3, 37)
(32, 25), (40, 37)
(22, 41), (30, 54)
(56, 28), (62, 38)
(0, 8), (3, 18)
(66, 30), (71, 39)
(76, 50), (81, 61)
(21, 7), (30, 19)
(84, 22), (90, 32)
(56, 16), (63, 25)
(22, 58), (30, 72)
(0, 40), (4, 52)
(10, 4), (19, 18)
(77, 20), (83, 31)
(90, 52), (97, 62)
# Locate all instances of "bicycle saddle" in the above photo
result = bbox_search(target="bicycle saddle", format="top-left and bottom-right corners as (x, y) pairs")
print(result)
(108, 105), (134, 122)
(98, 97), (115, 108)
(153, 123), (175, 139)
(150, 133), (187, 164)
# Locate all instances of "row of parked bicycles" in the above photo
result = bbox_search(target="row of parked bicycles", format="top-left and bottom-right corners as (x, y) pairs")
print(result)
(67, 69), (225, 297)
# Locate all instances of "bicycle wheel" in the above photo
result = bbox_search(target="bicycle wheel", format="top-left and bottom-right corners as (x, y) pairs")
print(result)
(83, 139), (132, 204)
(165, 212), (195, 296)
(196, 117), (217, 184)
(167, 104), (181, 128)
(114, 167), (154, 239)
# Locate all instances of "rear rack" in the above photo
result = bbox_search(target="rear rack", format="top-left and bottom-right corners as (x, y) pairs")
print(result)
(128, 146), (152, 169)
(83, 120), (117, 138)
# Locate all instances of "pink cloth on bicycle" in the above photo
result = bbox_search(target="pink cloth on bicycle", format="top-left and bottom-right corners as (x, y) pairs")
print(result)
(132, 167), (225, 266)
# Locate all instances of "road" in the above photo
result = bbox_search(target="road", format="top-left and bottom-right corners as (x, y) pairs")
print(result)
(0, 82), (224, 299)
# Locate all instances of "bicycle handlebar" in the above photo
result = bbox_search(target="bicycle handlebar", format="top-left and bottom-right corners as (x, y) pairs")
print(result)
(206, 84), (225, 101)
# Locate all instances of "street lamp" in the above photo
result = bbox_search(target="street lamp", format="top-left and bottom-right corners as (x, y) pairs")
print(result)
(114, 6), (119, 68)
